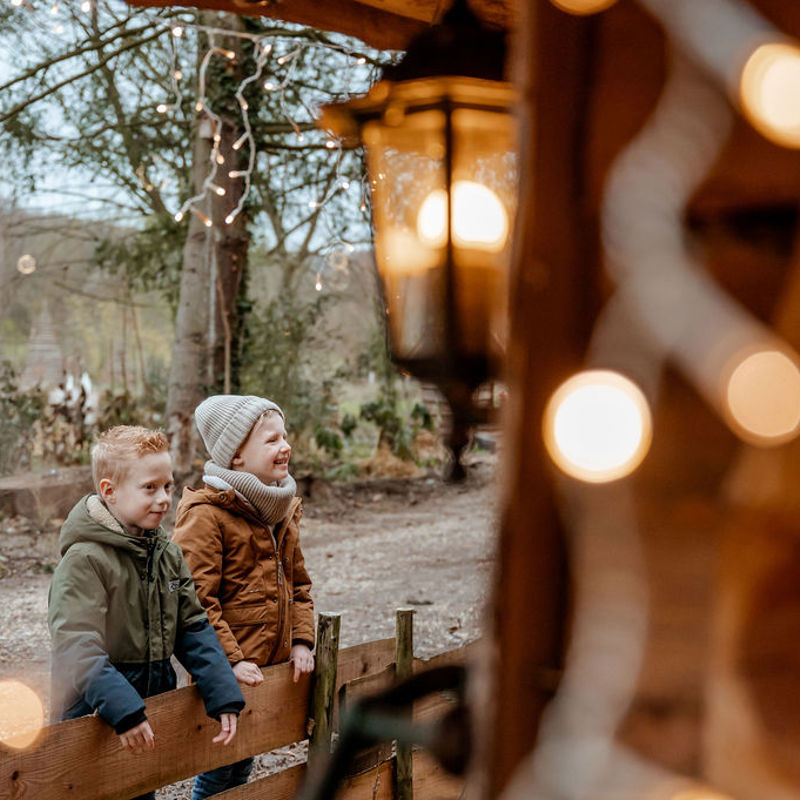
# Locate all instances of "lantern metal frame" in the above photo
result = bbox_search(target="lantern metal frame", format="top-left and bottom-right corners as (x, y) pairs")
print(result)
(320, 0), (514, 478)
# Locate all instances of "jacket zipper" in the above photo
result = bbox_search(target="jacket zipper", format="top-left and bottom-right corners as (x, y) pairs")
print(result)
(265, 523), (285, 664)
(144, 538), (156, 697)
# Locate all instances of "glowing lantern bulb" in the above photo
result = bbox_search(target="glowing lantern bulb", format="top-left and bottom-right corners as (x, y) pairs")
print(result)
(725, 348), (800, 443)
(543, 370), (652, 483)
(416, 181), (509, 252)
(741, 42), (800, 148)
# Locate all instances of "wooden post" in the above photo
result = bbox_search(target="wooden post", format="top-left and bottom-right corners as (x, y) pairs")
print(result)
(395, 608), (415, 800)
(308, 612), (341, 770)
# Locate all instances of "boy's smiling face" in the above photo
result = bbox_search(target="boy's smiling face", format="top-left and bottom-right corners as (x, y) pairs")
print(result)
(232, 412), (291, 485)
(100, 451), (174, 535)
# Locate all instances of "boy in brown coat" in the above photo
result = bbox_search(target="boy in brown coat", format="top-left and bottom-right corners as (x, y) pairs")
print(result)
(174, 395), (315, 799)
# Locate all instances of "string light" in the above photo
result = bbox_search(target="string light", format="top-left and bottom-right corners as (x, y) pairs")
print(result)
(163, 20), (386, 235)
(80, 0), (91, 11)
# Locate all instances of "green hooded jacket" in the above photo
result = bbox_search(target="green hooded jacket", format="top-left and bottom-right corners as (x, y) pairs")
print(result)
(48, 494), (244, 732)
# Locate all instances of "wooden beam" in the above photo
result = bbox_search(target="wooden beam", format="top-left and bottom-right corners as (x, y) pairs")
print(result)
(478, 0), (598, 796)
(126, 0), (429, 50)
(125, 0), (514, 51)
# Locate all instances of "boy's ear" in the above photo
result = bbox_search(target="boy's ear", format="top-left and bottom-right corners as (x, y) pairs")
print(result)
(231, 452), (243, 467)
(98, 478), (115, 503)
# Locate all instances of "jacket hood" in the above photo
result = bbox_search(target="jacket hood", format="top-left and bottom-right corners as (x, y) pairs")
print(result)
(59, 494), (166, 557)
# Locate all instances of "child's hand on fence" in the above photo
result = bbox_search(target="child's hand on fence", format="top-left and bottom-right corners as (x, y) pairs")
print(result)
(290, 644), (314, 683)
(212, 712), (238, 745)
(233, 660), (264, 685)
(119, 720), (155, 752)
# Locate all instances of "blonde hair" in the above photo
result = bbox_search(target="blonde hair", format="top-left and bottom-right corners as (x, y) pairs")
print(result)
(91, 426), (169, 493)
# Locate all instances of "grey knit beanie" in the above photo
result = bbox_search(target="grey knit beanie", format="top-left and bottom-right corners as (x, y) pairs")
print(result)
(195, 394), (283, 468)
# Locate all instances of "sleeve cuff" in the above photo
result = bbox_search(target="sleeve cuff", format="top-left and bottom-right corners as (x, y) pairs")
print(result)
(114, 708), (147, 735)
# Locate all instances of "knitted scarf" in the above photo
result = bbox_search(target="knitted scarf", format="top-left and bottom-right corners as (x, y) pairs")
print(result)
(203, 461), (296, 524)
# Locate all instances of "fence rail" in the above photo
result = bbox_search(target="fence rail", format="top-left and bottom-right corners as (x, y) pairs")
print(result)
(0, 614), (471, 800)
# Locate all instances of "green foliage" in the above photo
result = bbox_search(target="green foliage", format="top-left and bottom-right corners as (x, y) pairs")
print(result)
(238, 294), (338, 448)
(314, 424), (343, 455)
(358, 396), (430, 462)
(0, 362), (45, 476)
(340, 412), (358, 438)
(95, 388), (165, 430)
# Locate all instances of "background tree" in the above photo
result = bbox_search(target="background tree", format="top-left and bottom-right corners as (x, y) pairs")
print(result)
(0, 0), (392, 472)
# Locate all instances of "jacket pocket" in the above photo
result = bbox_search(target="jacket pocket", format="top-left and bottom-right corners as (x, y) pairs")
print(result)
(222, 603), (269, 628)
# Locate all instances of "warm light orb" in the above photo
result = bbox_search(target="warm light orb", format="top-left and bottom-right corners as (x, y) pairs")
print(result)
(416, 181), (509, 252)
(740, 42), (800, 148)
(0, 680), (44, 750)
(548, 0), (619, 15)
(543, 370), (652, 483)
(16, 254), (36, 275)
(725, 349), (800, 443)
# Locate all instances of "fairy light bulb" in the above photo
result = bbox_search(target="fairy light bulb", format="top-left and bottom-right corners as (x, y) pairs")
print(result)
(216, 153), (225, 165)
(356, 57), (367, 65)
(16, 254), (36, 274)
(228, 170), (246, 178)
(80, 0), (90, 11)
(740, 42), (800, 148)
(49, 1), (59, 14)
(173, 69), (183, 81)
(171, 25), (183, 37)
(156, 103), (168, 113)
(0, 681), (44, 749)
(174, 211), (184, 222)
(341, 180), (350, 190)
(315, 273), (323, 291)
(232, 133), (247, 150)
(264, 81), (276, 91)
(195, 101), (204, 112)
(239, 98), (249, 111)
(725, 348), (800, 443)
(543, 370), (652, 483)
(325, 140), (336, 149)
(297, 133), (305, 142)
(224, 213), (236, 224)
(210, 184), (226, 196)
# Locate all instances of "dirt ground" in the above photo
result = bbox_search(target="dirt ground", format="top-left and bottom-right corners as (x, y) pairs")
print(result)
(0, 457), (496, 796)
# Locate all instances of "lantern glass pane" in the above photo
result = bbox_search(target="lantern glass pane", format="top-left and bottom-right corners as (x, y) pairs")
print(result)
(363, 110), (448, 362)
(450, 107), (517, 357)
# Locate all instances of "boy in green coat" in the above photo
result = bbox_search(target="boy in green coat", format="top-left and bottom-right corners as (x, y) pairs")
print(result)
(48, 426), (245, 800)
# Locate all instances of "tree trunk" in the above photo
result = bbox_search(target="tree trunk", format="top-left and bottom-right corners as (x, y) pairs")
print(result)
(165, 122), (212, 476)
(165, 15), (250, 475)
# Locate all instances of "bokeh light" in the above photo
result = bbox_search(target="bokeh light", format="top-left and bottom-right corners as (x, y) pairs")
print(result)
(548, 0), (619, 16)
(0, 680), (45, 750)
(417, 181), (509, 252)
(16, 254), (36, 275)
(543, 370), (652, 483)
(740, 42), (800, 148)
(725, 348), (800, 443)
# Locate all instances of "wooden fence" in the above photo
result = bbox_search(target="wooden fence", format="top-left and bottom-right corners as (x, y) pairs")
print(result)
(0, 612), (472, 800)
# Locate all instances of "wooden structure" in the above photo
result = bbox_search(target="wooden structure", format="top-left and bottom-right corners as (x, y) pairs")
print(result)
(0, 614), (469, 799)
(113, 0), (800, 798)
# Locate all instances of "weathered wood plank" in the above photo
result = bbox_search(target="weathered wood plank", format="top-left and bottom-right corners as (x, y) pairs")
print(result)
(395, 608), (414, 800)
(336, 638), (395, 689)
(0, 638), (397, 800)
(0, 661), (310, 799)
(213, 762), (305, 799)
(309, 613), (341, 764)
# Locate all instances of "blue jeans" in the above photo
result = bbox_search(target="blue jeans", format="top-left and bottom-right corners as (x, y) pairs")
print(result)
(191, 757), (254, 800)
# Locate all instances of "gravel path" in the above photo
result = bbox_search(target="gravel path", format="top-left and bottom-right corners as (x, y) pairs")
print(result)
(0, 463), (496, 797)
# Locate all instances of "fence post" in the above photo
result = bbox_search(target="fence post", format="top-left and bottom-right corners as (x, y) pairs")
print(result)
(395, 607), (415, 800)
(308, 612), (341, 771)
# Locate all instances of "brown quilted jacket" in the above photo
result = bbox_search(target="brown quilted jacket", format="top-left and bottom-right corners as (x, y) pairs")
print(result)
(173, 484), (314, 666)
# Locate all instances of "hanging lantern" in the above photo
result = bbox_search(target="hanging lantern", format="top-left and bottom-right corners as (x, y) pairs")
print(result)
(320, 0), (516, 478)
